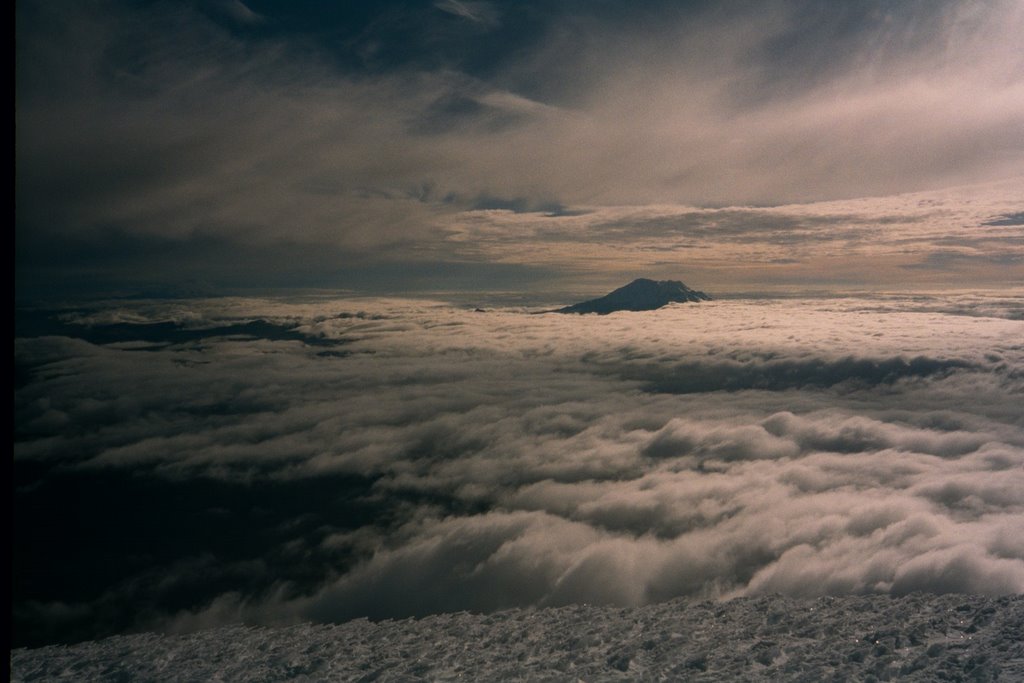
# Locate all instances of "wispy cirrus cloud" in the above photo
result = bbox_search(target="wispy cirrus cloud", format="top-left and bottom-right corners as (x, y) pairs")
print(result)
(434, 0), (500, 27)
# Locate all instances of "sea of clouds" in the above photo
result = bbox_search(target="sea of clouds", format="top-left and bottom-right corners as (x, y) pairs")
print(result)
(13, 292), (1024, 646)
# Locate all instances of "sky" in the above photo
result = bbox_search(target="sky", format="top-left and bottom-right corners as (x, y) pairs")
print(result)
(15, 0), (1024, 299)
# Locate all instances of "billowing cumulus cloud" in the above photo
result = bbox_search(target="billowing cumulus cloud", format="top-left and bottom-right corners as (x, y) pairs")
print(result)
(14, 293), (1024, 645)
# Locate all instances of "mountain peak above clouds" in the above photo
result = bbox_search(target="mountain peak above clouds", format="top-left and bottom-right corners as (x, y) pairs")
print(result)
(556, 278), (711, 314)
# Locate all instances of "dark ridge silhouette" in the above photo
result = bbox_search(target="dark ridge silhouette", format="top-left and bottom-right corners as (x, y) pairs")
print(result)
(556, 278), (711, 314)
(14, 309), (350, 349)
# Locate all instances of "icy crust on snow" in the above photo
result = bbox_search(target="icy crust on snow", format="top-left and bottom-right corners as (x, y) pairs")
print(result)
(12, 594), (1024, 682)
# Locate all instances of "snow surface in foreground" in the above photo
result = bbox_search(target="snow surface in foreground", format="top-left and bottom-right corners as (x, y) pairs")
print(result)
(12, 594), (1023, 682)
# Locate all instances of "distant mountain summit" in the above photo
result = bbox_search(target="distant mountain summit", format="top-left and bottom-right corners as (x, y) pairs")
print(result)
(556, 278), (711, 314)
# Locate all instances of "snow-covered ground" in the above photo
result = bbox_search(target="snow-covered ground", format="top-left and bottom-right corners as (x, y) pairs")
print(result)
(11, 593), (1023, 681)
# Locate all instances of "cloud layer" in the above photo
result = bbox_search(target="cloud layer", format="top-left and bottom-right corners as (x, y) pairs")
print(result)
(15, 1), (1024, 295)
(14, 292), (1024, 645)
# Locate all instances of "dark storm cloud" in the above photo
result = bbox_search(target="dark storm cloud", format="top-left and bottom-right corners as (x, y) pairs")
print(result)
(984, 212), (1024, 227)
(15, 223), (562, 301)
(14, 295), (1024, 644)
